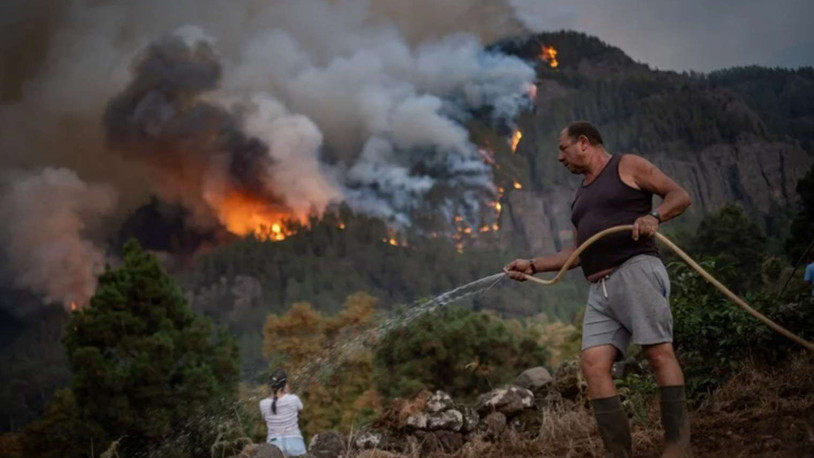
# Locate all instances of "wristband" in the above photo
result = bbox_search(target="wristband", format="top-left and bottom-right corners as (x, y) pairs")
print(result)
(528, 259), (536, 273)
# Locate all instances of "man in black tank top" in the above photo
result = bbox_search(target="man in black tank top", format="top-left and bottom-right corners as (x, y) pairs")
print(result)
(505, 122), (693, 458)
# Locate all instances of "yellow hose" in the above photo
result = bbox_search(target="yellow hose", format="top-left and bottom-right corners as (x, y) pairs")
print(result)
(508, 225), (814, 352)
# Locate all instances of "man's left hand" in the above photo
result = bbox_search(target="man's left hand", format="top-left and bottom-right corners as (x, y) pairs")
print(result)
(632, 215), (659, 241)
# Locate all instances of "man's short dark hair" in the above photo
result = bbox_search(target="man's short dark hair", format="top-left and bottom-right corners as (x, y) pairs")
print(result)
(566, 121), (604, 146)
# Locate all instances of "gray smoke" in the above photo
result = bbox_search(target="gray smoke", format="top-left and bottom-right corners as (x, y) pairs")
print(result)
(0, 169), (117, 309)
(0, 0), (538, 307)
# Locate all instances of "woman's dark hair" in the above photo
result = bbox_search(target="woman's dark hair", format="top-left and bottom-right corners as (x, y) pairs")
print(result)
(269, 369), (287, 414)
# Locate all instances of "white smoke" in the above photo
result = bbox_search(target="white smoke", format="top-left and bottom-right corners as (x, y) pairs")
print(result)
(242, 94), (342, 217)
(0, 168), (117, 308)
(0, 0), (539, 307)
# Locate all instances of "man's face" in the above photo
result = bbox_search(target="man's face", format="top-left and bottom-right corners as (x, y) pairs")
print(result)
(557, 130), (586, 174)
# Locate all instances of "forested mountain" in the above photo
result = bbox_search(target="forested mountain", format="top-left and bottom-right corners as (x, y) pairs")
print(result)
(496, 32), (814, 255)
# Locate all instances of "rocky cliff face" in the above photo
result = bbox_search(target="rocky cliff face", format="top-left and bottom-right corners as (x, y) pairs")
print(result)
(501, 140), (813, 255)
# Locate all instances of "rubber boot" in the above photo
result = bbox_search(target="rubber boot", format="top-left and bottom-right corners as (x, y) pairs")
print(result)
(592, 396), (632, 458)
(660, 385), (693, 458)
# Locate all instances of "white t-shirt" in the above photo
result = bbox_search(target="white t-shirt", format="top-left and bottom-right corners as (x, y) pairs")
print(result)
(259, 393), (303, 440)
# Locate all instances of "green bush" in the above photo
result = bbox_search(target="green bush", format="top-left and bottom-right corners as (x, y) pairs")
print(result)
(373, 307), (548, 400)
(669, 259), (814, 399)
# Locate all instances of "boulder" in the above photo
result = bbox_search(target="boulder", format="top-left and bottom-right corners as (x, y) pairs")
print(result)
(405, 412), (428, 430)
(460, 406), (480, 433)
(427, 409), (463, 431)
(354, 430), (383, 450)
(476, 385), (534, 416)
(515, 367), (553, 393)
(426, 390), (454, 413)
(308, 430), (346, 458)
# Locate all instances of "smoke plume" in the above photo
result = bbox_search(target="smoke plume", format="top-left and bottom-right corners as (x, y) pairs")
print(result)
(0, 169), (117, 308)
(0, 0), (539, 308)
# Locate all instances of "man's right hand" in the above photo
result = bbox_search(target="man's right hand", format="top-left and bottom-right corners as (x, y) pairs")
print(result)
(504, 259), (534, 281)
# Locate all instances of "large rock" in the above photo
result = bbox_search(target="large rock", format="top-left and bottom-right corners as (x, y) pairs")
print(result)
(405, 412), (428, 430)
(515, 367), (553, 393)
(427, 409), (463, 431)
(476, 385), (535, 416)
(426, 390), (454, 413)
(460, 406), (480, 433)
(308, 430), (346, 458)
(354, 430), (383, 450)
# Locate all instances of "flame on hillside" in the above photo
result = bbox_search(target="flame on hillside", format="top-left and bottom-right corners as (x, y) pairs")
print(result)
(509, 130), (523, 152)
(541, 45), (559, 68)
(211, 190), (299, 241)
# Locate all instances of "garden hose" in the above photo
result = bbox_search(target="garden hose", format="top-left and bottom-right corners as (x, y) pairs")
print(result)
(505, 225), (814, 352)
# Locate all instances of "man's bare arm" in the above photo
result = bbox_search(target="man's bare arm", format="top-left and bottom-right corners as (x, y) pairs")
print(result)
(623, 155), (692, 222)
(621, 155), (691, 240)
(505, 230), (579, 281)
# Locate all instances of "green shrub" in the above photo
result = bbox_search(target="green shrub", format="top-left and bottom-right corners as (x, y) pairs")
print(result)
(669, 259), (814, 399)
(373, 307), (548, 400)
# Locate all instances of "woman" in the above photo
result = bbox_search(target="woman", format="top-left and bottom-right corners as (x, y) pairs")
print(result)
(259, 369), (306, 457)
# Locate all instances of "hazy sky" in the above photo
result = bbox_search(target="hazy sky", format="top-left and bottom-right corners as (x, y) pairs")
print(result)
(510, 0), (814, 72)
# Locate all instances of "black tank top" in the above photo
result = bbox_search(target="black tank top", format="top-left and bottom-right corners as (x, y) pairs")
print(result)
(570, 154), (658, 278)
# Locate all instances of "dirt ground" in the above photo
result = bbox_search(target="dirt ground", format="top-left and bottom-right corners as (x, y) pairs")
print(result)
(389, 352), (814, 458)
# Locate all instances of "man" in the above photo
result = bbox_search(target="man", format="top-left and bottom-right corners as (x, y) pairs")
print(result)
(505, 121), (693, 458)
(804, 251), (814, 296)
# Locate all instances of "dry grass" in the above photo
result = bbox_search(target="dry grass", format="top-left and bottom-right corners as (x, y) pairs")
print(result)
(346, 352), (814, 458)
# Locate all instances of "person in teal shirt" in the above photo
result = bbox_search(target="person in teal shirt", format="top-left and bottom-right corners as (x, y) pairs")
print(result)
(804, 251), (814, 296)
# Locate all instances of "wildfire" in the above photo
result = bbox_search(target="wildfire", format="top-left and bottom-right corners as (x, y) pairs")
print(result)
(509, 130), (523, 152)
(213, 190), (296, 241)
(540, 45), (559, 68)
(513, 181), (523, 190)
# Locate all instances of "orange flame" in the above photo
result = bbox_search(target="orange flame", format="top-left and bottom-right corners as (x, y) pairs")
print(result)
(509, 130), (522, 152)
(513, 181), (523, 190)
(70, 301), (77, 311)
(213, 191), (296, 241)
(541, 45), (559, 68)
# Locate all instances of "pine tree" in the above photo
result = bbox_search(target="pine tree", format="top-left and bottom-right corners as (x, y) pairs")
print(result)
(62, 239), (239, 457)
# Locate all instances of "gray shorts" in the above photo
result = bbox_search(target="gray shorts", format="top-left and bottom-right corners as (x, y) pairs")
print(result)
(581, 254), (673, 359)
